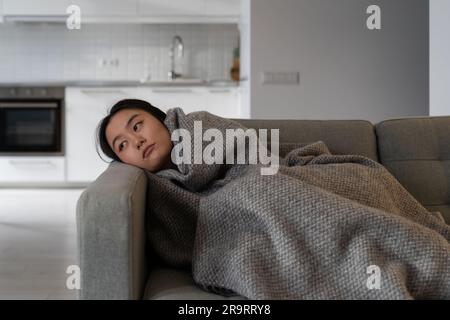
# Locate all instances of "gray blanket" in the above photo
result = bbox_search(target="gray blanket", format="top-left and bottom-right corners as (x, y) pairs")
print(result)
(145, 107), (450, 299)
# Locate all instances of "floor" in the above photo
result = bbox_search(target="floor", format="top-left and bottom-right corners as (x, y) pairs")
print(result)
(0, 188), (85, 300)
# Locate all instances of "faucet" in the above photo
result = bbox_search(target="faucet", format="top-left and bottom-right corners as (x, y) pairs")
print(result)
(168, 35), (184, 80)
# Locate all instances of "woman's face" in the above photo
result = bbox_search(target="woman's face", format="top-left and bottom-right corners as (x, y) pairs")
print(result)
(105, 108), (173, 172)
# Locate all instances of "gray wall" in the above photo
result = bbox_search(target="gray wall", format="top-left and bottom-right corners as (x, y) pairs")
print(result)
(249, 0), (429, 122)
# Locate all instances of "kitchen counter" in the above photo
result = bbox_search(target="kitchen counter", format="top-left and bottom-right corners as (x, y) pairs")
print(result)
(0, 79), (240, 88)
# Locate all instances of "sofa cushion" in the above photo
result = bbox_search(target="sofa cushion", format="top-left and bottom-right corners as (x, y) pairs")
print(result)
(232, 119), (379, 161)
(144, 267), (246, 300)
(376, 116), (450, 224)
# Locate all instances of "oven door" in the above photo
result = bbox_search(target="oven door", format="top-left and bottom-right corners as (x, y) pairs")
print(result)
(0, 100), (62, 154)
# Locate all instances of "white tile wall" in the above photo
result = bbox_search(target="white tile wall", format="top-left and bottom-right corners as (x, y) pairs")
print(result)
(0, 23), (239, 82)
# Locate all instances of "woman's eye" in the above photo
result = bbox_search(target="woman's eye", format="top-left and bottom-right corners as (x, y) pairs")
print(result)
(133, 122), (142, 131)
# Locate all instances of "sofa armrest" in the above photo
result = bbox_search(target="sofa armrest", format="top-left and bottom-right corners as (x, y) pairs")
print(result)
(76, 162), (148, 299)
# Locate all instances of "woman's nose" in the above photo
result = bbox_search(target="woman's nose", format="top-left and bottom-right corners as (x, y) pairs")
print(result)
(135, 138), (146, 150)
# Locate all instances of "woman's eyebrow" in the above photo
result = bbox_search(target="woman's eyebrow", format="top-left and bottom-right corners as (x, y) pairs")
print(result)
(112, 113), (140, 150)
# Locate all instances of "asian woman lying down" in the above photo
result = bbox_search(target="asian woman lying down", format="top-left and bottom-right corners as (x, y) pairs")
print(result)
(95, 99), (450, 300)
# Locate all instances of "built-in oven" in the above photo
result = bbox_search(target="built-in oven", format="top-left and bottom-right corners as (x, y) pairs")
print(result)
(0, 87), (64, 155)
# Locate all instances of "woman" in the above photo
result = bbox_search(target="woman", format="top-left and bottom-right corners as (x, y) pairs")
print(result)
(96, 99), (177, 172)
(96, 99), (450, 299)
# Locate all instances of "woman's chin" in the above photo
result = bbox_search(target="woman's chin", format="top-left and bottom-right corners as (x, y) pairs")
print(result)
(142, 159), (164, 173)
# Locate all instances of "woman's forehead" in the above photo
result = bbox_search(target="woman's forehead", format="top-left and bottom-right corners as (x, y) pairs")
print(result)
(111, 108), (144, 127)
(113, 108), (141, 121)
(106, 109), (141, 142)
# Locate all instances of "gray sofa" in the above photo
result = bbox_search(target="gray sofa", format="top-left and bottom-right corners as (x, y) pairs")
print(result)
(76, 115), (450, 300)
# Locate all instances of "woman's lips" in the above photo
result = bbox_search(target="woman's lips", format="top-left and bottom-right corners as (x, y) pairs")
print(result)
(143, 143), (156, 159)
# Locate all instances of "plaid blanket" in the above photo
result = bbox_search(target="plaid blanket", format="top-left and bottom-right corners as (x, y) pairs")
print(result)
(145, 107), (450, 299)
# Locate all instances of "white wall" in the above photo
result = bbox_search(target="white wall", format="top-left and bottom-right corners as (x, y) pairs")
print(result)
(238, 0), (251, 118)
(0, 23), (239, 82)
(244, 0), (429, 123)
(430, 0), (450, 116)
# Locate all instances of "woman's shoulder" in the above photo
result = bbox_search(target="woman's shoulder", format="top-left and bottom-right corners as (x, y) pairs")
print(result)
(167, 107), (227, 122)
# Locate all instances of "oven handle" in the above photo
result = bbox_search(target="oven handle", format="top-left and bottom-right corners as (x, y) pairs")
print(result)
(0, 102), (59, 108)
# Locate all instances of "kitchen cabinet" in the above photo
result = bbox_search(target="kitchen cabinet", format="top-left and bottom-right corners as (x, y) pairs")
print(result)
(2, 0), (71, 16)
(137, 86), (241, 118)
(2, 0), (138, 22)
(205, 0), (241, 17)
(2, 0), (138, 16)
(73, 0), (138, 17)
(138, 0), (205, 17)
(0, 157), (65, 182)
(65, 87), (140, 182)
(206, 87), (242, 119)
(137, 87), (207, 113)
(1, 0), (239, 23)
(65, 85), (241, 182)
(138, 0), (239, 22)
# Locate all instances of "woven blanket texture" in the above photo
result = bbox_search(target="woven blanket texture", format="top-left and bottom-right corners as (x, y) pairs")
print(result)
(145, 108), (450, 299)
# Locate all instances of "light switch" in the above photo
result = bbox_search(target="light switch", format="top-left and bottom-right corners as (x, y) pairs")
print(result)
(260, 71), (300, 85)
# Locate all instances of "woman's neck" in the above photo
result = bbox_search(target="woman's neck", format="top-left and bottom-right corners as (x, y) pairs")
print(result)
(161, 157), (178, 171)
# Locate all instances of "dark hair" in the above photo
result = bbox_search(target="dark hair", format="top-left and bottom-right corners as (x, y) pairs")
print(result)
(96, 99), (166, 163)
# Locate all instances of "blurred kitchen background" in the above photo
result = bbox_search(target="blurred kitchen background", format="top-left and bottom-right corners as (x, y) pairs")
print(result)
(0, 23), (239, 84)
(0, 0), (449, 299)
(0, 0), (244, 188)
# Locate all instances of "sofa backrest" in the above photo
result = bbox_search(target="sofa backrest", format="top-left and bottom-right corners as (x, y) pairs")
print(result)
(376, 116), (450, 223)
(232, 116), (450, 224)
(232, 118), (379, 161)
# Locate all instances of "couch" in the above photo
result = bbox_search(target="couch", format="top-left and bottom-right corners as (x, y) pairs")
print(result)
(76, 115), (450, 299)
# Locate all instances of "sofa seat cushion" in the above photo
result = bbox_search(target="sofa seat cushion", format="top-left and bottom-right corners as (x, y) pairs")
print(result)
(376, 116), (450, 224)
(144, 267), (246, 300)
